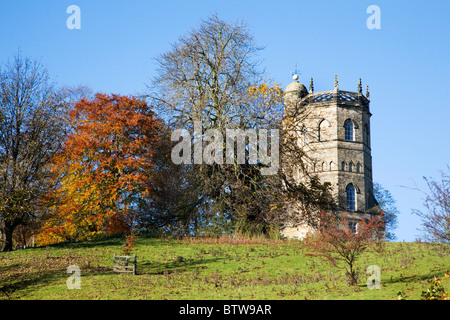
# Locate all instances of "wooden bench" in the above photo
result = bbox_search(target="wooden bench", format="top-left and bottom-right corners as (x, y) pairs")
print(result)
(113, 254), (137, 275)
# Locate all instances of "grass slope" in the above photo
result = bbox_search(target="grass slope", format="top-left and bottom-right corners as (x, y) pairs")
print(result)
(0, 236), (449, 300)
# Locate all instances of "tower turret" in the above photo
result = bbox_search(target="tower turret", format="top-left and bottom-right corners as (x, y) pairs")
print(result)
(284, 73), (308, 116)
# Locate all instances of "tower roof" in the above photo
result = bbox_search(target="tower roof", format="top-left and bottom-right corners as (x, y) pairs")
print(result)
(285, 74), (308, 98)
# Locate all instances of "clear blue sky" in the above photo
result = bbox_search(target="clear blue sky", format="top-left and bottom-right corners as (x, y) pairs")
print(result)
(1, 0), (449, 241)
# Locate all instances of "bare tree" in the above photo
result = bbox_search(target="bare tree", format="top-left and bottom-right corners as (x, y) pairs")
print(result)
(149, 14), (267, 131)
(146, 15), (274, 235)
(413, 167), (450, 243)
(145, 15), (334, 236)
(0, 52), (66, 251)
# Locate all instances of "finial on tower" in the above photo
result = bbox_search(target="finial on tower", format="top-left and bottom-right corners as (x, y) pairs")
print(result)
(334, 74), (339, 89)
(366, 85), (370, 99)
(358, 78), (362, 94)
(292, 63), (300, 81)
(309, 77), (314, 93)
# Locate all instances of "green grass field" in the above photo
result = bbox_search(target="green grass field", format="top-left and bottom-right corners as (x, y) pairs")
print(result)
(1, 236), (449, 300)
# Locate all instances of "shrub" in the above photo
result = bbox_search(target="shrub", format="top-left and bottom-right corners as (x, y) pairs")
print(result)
(304, 211), (385, 286)
(421, 275), (449, 300)
(123, 233), (136, 255)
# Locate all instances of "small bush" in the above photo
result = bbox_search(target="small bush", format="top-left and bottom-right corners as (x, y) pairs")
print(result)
(123, 233), (136, 255)
(421, 275), (449, 300)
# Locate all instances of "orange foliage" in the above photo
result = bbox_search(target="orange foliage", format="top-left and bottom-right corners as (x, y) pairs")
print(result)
(123, 233), (136, 255)
(36, 94), (162, 245)
(105, 213), (132, 235)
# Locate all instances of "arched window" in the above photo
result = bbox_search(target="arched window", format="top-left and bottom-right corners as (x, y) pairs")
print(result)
(356, 162), (361, 173)
(364, 123), (370, 146)
(349, 162), (353, 172)
(344, 119), (354, 141)
(341, 161), (346, 171)
(346, 184), (356, 211)
(318, 119), (331, 142)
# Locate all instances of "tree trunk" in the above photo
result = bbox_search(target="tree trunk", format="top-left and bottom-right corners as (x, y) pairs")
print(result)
(347, 262), (358, 286)
(2, 223), (15, 252)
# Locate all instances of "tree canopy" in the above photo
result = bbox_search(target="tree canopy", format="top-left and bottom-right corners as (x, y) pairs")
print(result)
(0, 53), (66, 251)
(36, 94), (162, 245)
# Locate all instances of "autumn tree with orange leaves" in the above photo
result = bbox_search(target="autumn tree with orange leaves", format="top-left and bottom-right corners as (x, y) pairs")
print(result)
(36, 94), (162, 245)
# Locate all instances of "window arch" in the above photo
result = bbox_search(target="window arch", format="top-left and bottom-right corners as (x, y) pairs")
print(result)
(344, 119), (354, 141)
(346, 184), (356, 211)
(318, 119), (331, 142)
(349, 161), (354, 172)
(356, 162), (361, 173)
(341, 161), (346, 171)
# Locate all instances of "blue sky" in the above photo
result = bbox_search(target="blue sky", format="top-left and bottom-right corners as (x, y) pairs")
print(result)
(1, 0), (449, 241)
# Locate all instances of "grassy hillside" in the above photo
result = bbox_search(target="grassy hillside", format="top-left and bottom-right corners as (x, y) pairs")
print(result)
(0, 236), (449, 300)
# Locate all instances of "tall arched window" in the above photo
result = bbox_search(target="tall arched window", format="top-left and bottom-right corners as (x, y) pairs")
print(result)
(318, 119), (331, 142)
(346, 184), (356, 211)
(364, 123), (370, 146)
(349, 162), (353, 172)
(344, 119), (354, 141)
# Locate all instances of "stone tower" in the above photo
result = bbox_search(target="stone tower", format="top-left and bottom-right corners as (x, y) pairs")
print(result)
(281, 73), (381, 239)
